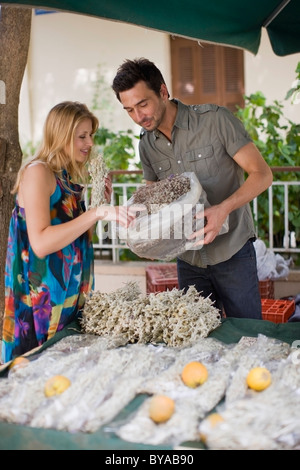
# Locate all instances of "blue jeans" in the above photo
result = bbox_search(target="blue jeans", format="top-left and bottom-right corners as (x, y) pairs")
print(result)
(177, 239), (262, 319)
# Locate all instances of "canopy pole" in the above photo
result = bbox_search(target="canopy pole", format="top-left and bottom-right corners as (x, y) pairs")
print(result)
(263, 0), (291, 27)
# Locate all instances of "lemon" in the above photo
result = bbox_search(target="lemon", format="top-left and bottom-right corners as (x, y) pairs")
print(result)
(8, 356), (30, 370)
(149, 395), (175, 423)
(181, 361), (208, 388)
(246, 367), (272, 391)
(199, 413), (224, 443)
(44, 375), (71, 397)
(206, 412), (224, 427)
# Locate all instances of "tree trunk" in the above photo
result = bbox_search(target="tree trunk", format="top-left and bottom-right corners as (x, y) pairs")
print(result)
(0, 6), (32, 334)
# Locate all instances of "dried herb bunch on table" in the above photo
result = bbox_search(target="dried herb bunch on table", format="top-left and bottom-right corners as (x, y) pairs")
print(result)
(81, 282), (221, 347)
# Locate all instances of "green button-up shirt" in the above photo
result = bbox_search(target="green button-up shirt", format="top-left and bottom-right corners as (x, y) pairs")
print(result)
(139, 100), (256, 267)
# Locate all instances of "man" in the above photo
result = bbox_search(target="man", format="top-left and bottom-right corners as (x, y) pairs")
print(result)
(112, 58), (273, 319)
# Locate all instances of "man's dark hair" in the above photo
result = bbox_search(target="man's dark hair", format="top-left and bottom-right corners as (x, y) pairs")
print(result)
(112, 58), (168, 101)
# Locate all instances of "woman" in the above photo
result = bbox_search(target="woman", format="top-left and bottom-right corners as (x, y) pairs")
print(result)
(2, 101), (139, 363)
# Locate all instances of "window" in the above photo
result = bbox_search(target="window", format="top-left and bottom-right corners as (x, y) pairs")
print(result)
(170, 37), (245, 112)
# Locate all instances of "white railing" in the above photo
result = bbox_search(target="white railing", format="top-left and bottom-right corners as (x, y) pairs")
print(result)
(86, 177), (300, 263)
(89, 182), (143, 262)
(252, 180), (300, 255)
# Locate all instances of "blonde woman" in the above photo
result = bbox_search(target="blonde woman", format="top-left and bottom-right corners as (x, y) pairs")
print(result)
(2, 101), (139, 363)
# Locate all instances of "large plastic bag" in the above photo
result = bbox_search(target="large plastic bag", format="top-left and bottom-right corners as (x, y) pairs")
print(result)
(254, 239), (292, 281)
(118, 172), (228, 261)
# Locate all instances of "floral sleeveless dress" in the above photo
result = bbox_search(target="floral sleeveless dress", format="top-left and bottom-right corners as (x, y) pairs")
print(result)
(2, 170), (94, 363)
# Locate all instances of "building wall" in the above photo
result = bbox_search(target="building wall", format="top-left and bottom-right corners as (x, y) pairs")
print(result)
(19, 11), (171, 148)
(245, 28), (299, 124)
(19, 11), (300, 150)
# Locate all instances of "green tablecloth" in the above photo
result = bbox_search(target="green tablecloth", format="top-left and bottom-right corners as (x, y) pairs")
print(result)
(0, 318), (299, 450)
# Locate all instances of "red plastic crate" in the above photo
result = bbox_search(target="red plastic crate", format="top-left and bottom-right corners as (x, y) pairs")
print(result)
(259, 279), (275, 299)
(261, 299), (295, 323)
(146, 264), (276, 299)
(146, 265), (278, 301)
(146, 263), (178, 293)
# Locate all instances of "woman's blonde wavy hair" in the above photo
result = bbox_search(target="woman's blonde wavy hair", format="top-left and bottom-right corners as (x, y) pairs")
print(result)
(13, 101), (99, 193)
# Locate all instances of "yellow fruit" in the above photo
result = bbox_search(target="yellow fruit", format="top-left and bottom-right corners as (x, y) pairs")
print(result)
(149, 395), (175, 423)
(181, 361), (208, 388)
(44, 375), (71, 397)
(206, 412), (224, 427)
(246, 367), (272, 391)
(199, 413), (224, 443)
(9, 356), (30, 370)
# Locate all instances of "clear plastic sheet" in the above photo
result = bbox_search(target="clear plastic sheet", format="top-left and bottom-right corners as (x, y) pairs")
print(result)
(0, 335), (225, 436)
(115, 335), (299, 448)
(0, 334), (298, 449)
(199, 357), (300, 450)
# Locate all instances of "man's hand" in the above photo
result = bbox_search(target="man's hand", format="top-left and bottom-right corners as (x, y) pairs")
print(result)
(188, 205), (229, 246)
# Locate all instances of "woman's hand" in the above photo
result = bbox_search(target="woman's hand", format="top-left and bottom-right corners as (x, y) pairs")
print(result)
(96, 205), (145, 228)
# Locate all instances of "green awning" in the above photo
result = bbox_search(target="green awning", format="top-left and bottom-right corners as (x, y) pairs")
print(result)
(2, 0), (300, 56)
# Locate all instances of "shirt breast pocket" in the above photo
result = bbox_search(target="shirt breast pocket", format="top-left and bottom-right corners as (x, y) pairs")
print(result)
(186, 145), (218, 180)
(152, 159), (172, 180)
